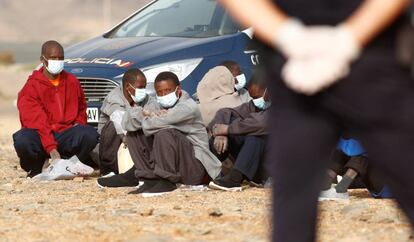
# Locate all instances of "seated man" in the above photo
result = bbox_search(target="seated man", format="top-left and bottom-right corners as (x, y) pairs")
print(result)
(208, 76), (270, 191)
(98, 71), (222, 195)
(320, 137), (392, 200)
(13, 40), (99, 177)
(220, 60), (251, 103)
(96, 68), (154, 176)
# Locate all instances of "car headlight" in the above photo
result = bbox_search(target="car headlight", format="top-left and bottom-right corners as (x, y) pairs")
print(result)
(142, 58), (203, 83)
(113, 58), (203, 96)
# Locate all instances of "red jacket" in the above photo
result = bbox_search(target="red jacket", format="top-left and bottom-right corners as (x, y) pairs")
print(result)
(17, 67), (87, 153)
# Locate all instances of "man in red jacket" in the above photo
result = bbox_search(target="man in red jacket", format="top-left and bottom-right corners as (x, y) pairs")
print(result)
(13, 40), (99, 177)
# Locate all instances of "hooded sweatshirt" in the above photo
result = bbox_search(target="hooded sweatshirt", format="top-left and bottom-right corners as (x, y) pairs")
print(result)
(17, 67), (87, 153)
(208, 101), (269, 136)
(197, 66), (243, 126)
(125, 91), (222, 179)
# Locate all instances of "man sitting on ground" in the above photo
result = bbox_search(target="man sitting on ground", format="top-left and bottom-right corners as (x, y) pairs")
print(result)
(98, 71), (222, 195)
(95, 68), (156, 177)
(13, 40), (99, 177)
(208, 76), (270, 191)
(220, 60), (251, 103)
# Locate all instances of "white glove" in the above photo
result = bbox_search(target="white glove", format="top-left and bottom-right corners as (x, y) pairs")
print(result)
(277, 24), (361, 95)
(275, 20), (360, 61)
(274, 18), (308, 58)
(282, 58), (350, 95)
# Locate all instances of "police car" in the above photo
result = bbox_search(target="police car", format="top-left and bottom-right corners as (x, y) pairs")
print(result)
(64, 0), (259, 125)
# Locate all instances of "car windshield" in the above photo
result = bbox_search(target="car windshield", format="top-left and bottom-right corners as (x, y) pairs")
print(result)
(106, 0), (240, 38)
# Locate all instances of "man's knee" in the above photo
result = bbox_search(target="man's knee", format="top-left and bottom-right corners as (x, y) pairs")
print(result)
(74, 125), (99, 146)
(244, 136), (266, 146)
(154, 129), (181, 140)
(101, 121), (116, 136)
(13, 129), (41, 153)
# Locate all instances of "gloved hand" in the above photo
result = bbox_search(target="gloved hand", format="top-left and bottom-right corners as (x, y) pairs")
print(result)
(212, 124), (229, 136)
(277, 24), (361, 95)
(275, 20), (360, 60)
(282, 57), (350, 95)
(214, 136), (229, 155)
(49, 148), (61, 161)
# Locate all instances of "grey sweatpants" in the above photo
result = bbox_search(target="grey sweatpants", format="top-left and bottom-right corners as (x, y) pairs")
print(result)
(126, 128), (205, 185)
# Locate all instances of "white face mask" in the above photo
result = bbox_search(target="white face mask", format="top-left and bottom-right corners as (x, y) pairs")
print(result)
(43, 56), (64, 75)
(128, 83), (147, 103)
(156, 87), (178, 108)
(234, 73), (246, 91)
(252, 89), (271, 110)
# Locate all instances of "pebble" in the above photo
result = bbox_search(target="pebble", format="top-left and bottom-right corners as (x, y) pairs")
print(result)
(208, 208), (223, 217)
(140, 208), (154, 216)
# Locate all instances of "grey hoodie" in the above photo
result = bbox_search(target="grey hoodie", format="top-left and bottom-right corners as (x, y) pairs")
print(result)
(99, 86), (157, 133)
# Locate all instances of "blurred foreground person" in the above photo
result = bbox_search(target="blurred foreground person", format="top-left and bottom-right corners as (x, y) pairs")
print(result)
(219, 0), (414, 241)
(13, 40), (99, 177)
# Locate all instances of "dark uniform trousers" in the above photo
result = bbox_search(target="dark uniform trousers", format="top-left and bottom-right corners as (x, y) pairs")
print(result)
(266, 52), (414, 242)
(98, 121), (123, 175)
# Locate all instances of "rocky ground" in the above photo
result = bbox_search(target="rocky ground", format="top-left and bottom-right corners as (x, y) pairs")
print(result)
(0, 66), (413, 241)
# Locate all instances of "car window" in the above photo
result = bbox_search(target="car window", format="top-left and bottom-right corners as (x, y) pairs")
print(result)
(107, 0), (240, 38)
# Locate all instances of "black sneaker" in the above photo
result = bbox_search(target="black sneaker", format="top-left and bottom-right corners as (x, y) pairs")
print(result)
(141, 179), (177, 197)
(96, 166), (139, 188)
(208, 169), (243, 191)
(27, 170), (42, 178)
(128, 179), (160, 194)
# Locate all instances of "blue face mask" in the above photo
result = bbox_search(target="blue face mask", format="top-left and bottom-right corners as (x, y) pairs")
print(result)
(129, 83), (147, 103)
(252, 89), (271, 110)
(156, 87), (178, 108)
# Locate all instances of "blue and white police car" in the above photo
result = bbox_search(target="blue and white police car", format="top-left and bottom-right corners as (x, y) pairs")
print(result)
(64, 0), (259, 125)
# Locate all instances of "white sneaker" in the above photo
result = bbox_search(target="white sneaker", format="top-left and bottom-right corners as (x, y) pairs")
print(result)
(101, 172), (116, 178)
(208, 181), (242, 192)
(319, 187), (349, 201)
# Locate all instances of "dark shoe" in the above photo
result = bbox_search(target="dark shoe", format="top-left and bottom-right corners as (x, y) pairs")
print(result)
(208, 169), (243, 191)
(142, 179), (177, 197)
(27, 169), (42, 178)
(97, 166), (138, 188)
(128, 179), (160, 194)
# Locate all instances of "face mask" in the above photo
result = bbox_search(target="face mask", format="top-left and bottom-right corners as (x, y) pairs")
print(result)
(157, 87), (178, 108)
(234, 73), (246, 91)
(43, 56), (64, 75)
(252, 89), (271, 110)
(129, 83), (147, 103)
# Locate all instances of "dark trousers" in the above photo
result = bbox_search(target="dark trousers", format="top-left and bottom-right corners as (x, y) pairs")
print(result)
(266, 53), (414, 242)
(99, 121), (122, 175)
(328, 148), (368, 176)
(13, 125), (99, 174)
(211, 135), (267, 181)
(126, 128), (205, 185)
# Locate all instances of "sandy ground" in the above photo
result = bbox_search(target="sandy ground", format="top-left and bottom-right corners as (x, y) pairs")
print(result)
(0, 66), (413, 242)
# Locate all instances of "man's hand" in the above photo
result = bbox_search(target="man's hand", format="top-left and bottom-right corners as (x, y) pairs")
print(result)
(154, 110), (168, 117)
(142, 109), (152, 117)
(212, 124), (229, 137)
(49, 149), (61, 161)
(214, 136), (229, 154)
